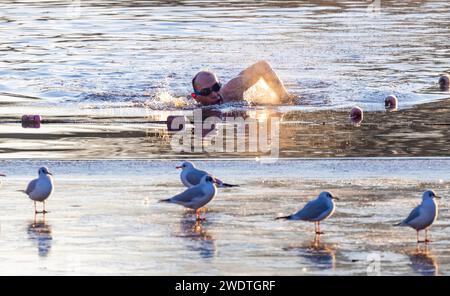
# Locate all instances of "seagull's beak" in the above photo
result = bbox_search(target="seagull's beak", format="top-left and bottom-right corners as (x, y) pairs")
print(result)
(435, 195), (442, 199)
(332, 196), (339, 201)
(0, 173), (6, 177)
(176, 166), (182, 169)
(47, 172), (53, 176)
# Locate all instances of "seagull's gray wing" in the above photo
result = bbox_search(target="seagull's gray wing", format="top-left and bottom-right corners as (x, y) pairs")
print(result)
(169, 185), (206, 206)
(186, 169), (208, 186)
(25, 178), (38, 195)
(400, 205), (422, 225)
(295, 199), (329, 221)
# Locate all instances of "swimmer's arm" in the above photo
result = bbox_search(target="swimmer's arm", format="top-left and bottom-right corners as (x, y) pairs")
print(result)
(222, 60), (290, 102)
(221, 76), (247, 101)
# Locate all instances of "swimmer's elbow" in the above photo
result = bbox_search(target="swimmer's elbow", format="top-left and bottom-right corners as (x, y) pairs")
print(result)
(255, 60), (271, 69)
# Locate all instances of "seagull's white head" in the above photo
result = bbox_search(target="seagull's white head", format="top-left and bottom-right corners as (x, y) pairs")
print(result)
(38, 167), (53, 177)
(423, 190), (441, 200)
(319, 191), (339, 201)
(176, 161), (195, 170)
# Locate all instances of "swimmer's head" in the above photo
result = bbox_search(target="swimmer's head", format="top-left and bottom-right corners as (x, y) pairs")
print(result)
(191, 71), (223, 106)
(439, 74), (449, 91)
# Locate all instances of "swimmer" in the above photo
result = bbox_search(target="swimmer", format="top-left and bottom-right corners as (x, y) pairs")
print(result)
(191, 60), (290, 106)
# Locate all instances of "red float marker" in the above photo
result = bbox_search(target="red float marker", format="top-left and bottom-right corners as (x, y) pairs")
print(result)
(21, 115), (42, 128)
(349, 106), (363, 125)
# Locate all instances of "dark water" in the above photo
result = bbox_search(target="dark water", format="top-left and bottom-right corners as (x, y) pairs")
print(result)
(2, 97), (450, 158)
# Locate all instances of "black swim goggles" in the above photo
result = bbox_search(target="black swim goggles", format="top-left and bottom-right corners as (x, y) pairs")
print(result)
(192, 82), (222, 97)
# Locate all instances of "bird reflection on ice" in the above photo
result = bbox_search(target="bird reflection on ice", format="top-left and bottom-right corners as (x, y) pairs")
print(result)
(27, 214), (52, 257)
(179, 213), (216, 260)
(409, 245), (439, 276)
(284, 234), (336, 271)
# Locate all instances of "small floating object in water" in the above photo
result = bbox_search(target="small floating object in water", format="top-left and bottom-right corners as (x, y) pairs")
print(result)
(384, 95), (398, 112)
(21, 115), (42, 128)
(349, 106), (363, 125)
(439, 74), (449, 90)
(17, 114), (184, 131)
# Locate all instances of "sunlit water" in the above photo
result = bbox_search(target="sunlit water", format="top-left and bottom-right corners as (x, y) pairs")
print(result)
(1, 1), (450, 159)
(1, 0), (449, 109)
(1, 159), (450, 275)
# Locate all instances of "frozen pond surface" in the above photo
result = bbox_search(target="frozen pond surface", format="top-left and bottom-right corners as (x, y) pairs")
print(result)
(0, 158), (449, 275)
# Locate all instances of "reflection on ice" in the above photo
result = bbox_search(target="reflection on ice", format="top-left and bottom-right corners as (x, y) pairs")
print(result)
(284, 234), (336, 272)
(409, 246), (439, 276)
(27, 214), (52, 257)
(178, 214), (216, 260)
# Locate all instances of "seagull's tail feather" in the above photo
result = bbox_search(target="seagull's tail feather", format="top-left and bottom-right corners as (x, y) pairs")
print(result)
(17, 190), (26, 194)
(275, 215), (292, 220)
(393, 222), (404, 227)
(219, 183), (240, 188)
(158, 198), (172, 203)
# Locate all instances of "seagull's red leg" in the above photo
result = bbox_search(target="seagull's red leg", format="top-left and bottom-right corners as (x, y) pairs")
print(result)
(316, 222), (324, 235)
(34, 201), (37, 214)
(425, 229), (431, 243)
(416, 230), (419, 243)
(196, 209), (205, 221)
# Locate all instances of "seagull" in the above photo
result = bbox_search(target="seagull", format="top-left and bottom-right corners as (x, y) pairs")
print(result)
(276, 191), (338, 234)
(160, 175), (219, 221)
(19, 167), (54, 214)
(176, 161), (239, 188)
(394, 190), (440, 243)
